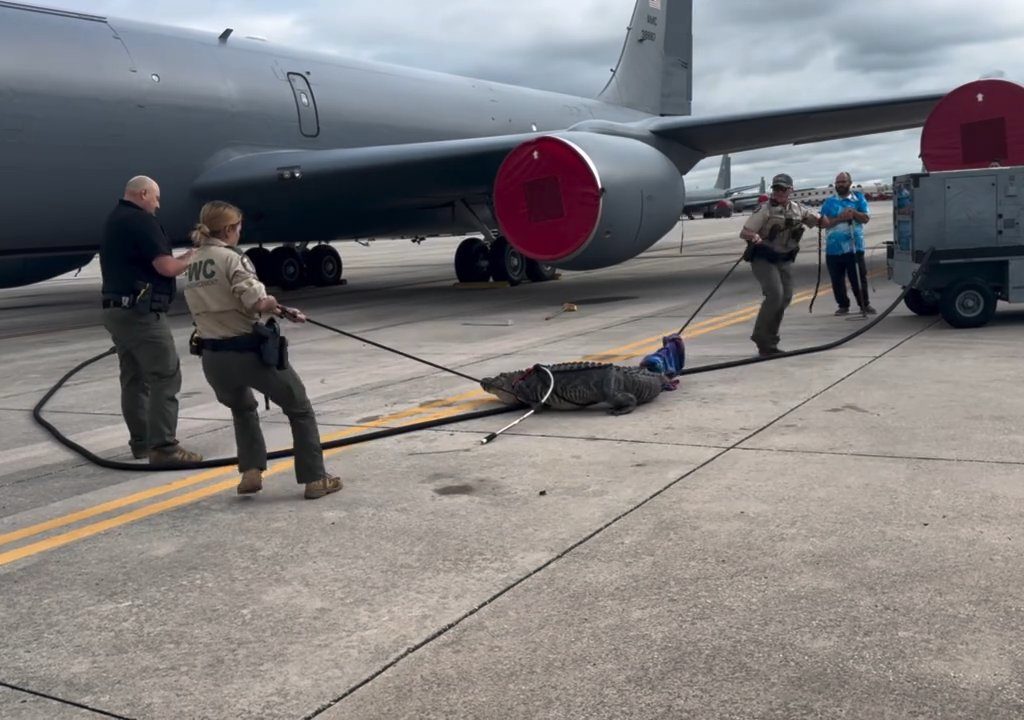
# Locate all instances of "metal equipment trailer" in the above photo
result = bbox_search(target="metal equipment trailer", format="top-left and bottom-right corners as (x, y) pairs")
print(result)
(888, 165), (1024, 328)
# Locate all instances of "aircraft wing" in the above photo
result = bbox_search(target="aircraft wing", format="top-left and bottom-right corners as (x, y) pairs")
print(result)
(193, 133), (537, 205)
(642, 92), (945, 155)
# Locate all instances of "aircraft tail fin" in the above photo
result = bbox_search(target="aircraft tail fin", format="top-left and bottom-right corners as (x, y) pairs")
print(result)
(598, 0), (693, 116)
(758, 176), (766, 194)
(714, 155), (731, 190)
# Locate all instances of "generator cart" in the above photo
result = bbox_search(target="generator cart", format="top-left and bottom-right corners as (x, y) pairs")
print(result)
(887, 165), (1024, 328)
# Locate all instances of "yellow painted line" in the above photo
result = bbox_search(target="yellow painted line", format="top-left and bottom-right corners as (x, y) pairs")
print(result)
(1, 268), (887, 565)
(0, 390), (491, 550)
(0, 402), (488, 567)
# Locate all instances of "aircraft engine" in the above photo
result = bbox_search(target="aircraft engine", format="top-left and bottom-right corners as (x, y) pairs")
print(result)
(492, 133), (684, 270)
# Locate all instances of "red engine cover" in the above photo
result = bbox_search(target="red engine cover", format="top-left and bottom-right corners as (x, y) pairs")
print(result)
(920, 79), (1024, 171)
(492, 136), (601, 262)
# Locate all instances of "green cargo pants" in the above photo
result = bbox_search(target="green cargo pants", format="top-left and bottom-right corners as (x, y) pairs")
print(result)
(749, 257), (794, 351)
(101, 308), (182, 454)
(200, 350), (325, 484)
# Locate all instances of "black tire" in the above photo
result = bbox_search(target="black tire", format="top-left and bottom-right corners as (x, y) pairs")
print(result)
(244, 247), (272, 283)
(488, 237), (526, 285)
(903, 287), (939, 316)
(270, 246), (306, 290)
(524, 258), (557, 282)
(304, 244), (343, 286)
(454, 237), (491, 283)
(939, 278), (996, 328)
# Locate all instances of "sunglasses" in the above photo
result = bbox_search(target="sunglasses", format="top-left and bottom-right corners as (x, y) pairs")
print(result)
(771, 185), (790, 191)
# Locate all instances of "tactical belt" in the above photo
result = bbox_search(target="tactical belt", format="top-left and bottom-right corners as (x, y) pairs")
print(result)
(749, 245), (798, 264)
(198, 334), (263, 352)
(101, 292), (170, 313)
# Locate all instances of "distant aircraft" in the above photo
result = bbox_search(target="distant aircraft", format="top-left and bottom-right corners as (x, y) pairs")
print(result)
(729, 177), (769, 213)
(682, 155), (759, 219)
(0, 0), (944, 289)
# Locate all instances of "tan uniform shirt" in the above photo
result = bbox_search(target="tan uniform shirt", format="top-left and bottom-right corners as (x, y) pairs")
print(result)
(182, 240), (268, 339)
(742, 200), (820, 254)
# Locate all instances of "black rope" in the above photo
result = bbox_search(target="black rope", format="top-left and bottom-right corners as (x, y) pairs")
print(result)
(304, 318), (482, 384)
(32, 341), (516, 472)
(809, 226), (823, 314)
(677, 248), (933, 376)
(677, 255), (744, 335)
(33, 250), (932, 471)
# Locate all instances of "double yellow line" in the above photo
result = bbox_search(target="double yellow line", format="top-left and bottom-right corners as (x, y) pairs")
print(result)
(0, 280), (845, 567)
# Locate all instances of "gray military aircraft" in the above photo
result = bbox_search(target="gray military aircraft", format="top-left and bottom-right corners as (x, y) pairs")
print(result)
(682, 155), (759, 219)
(0, 0), (943, 290)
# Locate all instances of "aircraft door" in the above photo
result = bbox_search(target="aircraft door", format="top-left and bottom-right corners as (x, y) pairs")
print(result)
(287, 73), (320, 137)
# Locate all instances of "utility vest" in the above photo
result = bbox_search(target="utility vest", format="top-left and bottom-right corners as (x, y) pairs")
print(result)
(748, 200), (813, 262)
(182, 241), (267, 339)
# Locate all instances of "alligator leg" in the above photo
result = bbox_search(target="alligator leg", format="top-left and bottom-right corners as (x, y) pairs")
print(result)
(602, 367), (638, 415)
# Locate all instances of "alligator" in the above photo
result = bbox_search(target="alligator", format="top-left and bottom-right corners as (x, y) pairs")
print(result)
(480, 361), (673, 415)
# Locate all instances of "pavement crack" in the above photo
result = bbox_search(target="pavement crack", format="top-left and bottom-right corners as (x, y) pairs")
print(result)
(299, 320), (934, 719)
(0, 680), (133, 719)
(736, 445), (1024, 468)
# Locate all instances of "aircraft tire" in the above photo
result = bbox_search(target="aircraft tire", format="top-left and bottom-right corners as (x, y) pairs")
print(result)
(488, 237), (526, 286)
(270, 246), (306, 290)
(454, 237), (491, 283)
(304, 244), (343, 286)
(524, 259), (557, 282)
(244, 247), (273, 283)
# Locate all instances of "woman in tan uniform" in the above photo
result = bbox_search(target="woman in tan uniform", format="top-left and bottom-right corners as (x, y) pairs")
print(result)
(182, 201), (341, 500)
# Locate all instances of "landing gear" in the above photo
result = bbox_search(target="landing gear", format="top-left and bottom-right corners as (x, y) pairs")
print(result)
(244, 247), (272, 281)
(488, 237), (526, 285)
(244, 244), (346, 290)
(454, 237), (491, 283)
(525, 258), (557, 282)
(454, 235), (554, 285)
(269, 246), (306, 290)
(304, 244), (343, 286)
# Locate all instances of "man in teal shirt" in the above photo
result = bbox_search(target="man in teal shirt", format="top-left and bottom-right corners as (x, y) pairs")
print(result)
(820, 172), (875, 315)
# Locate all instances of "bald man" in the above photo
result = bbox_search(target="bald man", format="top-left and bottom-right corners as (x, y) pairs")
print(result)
(820, 172), (875, 315)
(99, 176), (202, 464)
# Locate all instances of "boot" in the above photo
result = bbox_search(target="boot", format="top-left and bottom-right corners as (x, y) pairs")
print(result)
(237, 469), (263, 495)
(149, 445), (203, 465)
(304, 474), (342, 500)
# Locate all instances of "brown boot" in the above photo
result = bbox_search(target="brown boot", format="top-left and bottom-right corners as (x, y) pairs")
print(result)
(304, 474), (342, 500)
(237, 469), (263, 495)
(148, 445), (203, 465)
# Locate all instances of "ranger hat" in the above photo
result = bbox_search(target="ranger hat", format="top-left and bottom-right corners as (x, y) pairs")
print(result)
(771, 173), (794, 189)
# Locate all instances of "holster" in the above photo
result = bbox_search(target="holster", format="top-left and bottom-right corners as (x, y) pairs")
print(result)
(188, 329), (202, 357)
(252, 318), (289, 370)
(129, 281), (171, 314)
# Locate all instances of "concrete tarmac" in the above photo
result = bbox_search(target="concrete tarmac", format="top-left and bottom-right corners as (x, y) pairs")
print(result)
(2, 207), (1023, 719)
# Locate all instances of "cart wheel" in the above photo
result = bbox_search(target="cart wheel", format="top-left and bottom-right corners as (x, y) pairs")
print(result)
(939, 278), (996, 328)
(903, 288), (940, 316)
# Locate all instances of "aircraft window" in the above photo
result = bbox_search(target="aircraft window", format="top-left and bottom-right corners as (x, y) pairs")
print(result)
(299, 91), (310, 107)
(151, 73), (160, 83)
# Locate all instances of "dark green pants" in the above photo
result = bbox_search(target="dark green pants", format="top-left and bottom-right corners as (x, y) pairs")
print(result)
(101, 308), (182, 454)
(200, 350), (325, 484)
(750, 258), (794, 350)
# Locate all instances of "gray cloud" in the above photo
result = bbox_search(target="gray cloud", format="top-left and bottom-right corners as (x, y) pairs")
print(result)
(52, 0), (1024, 189)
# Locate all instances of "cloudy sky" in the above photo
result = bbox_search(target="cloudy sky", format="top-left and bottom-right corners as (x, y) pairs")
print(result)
(54, 0), (1024, 190)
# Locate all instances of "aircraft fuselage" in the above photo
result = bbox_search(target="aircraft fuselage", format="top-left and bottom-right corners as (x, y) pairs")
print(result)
(0, 3), (649, 261)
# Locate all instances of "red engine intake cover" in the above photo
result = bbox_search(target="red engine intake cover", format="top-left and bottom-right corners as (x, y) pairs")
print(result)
(492, 136), (601, 262)
(920, 79), (1024, 171)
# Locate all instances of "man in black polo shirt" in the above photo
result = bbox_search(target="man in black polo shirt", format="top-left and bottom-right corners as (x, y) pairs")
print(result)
(100, 175), (202, 464)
